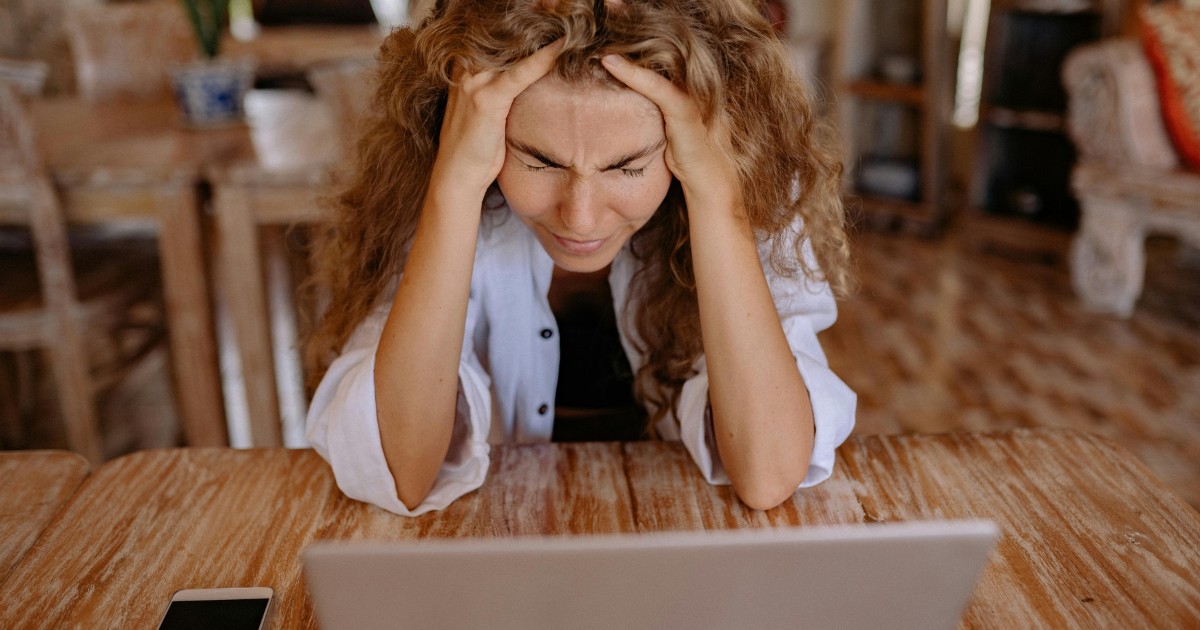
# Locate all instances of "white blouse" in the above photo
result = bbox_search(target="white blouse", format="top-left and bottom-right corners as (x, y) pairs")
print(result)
(306, 202), (857, 516)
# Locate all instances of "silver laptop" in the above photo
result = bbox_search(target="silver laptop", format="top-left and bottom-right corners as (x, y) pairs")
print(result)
(304, 520), (998, 630)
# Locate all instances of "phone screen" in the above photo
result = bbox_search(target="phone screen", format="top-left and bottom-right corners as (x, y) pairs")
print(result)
(157, 598), (270, 630)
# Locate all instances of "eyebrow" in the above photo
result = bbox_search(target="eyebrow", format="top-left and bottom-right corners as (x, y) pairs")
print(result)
(506, 137), (666, 171)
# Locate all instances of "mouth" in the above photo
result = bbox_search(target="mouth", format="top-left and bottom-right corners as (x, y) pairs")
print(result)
(552, 233), (608, 255)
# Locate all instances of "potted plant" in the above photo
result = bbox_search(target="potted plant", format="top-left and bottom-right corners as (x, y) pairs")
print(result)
(170, 0), (256, 127)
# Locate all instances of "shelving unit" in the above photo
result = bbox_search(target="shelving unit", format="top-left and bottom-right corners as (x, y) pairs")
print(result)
(832, 0), (952, 234)
(960, 0), (1126, 261)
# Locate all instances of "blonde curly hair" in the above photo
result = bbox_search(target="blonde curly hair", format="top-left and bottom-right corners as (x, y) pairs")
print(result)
(306, 0), (851, 430)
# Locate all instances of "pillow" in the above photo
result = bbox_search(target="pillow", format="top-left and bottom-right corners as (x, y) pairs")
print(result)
(1142, 4), (1200, 170)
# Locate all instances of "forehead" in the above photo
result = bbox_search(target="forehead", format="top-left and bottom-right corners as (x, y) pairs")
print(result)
(508, 76), (663, 141)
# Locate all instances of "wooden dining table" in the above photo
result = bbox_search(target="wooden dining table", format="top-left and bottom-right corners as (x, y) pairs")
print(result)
(0, 429), (1197, 629)
(0, 451), (89, 586)
(29, 97), (254, 449)
(22, 24), (383, 453)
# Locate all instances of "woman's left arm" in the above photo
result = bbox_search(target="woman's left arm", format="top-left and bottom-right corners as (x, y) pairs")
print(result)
(603, 56), (814, 510)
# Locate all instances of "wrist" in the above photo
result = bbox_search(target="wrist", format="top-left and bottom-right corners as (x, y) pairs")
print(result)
(678, 164), (741, 214)
(681, 177), (745, 223)
(425, 173), (490, 217)
(428, 157), (495, 207)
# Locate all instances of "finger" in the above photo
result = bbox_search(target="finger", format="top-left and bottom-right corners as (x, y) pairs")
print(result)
(450, 61), (496, 92)
(490, 38), (566, 99)
(600, 54), (692, 117)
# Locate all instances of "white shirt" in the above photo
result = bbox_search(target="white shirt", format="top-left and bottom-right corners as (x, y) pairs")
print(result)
(306, 202), (857, 516)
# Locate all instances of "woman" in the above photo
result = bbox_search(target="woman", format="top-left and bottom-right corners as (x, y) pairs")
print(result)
(305, 0), (856, 515)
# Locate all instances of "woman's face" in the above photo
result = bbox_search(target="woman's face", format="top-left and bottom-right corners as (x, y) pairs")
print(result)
(497, 77), (673, 273)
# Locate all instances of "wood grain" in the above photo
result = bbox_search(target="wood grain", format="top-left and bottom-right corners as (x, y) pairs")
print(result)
(0, 448), (333, 629)
(839, 430), (1200, 630)
(2, 433), (1198, 629)
(0, 443), (634, 630)
(622, 441), (864, 532)
(0, 451), (89, 585)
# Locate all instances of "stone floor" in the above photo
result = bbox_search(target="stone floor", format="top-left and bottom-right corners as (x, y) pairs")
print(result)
(820, 232), (1200, 509)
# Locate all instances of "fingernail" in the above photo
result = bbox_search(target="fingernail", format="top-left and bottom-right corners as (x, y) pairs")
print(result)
(602, 54), (622, 66)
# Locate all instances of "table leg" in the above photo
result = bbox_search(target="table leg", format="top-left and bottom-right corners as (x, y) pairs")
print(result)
(156, 184), (228, 446)
(263, 226), (309, 447)
(213, 184), (283, 447)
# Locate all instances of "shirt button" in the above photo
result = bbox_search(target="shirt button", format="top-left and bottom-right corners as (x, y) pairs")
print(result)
(538, 404), (549, 415)
(540, 328), (553, 339)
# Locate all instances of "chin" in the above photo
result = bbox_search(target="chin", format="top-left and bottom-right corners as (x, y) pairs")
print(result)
(543, 239), (621, 273)
(551, 254), (616, 273)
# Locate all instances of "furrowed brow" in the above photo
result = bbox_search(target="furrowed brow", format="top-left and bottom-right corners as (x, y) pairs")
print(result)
(506, 139), (567, 169)
(600, 137), (666, 171)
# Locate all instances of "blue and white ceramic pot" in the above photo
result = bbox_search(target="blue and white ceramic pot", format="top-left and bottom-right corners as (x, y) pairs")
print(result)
(169, 58), (256, 128)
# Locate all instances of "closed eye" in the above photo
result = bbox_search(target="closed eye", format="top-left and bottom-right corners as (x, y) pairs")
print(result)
(621, 167), (646, 177)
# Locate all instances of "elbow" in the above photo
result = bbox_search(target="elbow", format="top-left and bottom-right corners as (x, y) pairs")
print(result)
(396, 477), (434, 512)
(390, 456), (441, 511)
(734, 478), (802, 512)
(730, 460), (809, 511)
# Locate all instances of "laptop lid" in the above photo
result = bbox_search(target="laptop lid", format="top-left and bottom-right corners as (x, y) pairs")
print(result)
(304, 520), (998, 630)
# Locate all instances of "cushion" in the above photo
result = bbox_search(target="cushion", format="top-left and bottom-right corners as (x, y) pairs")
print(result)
(1142, 4), (1200, 170)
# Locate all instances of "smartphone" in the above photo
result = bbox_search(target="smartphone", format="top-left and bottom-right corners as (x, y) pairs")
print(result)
(155, 587), (274, 630)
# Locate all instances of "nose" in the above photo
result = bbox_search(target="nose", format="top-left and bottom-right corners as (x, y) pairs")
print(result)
(558, 174), (601, 238)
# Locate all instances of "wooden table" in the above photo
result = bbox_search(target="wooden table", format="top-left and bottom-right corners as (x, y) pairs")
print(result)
(26, 26), (382, 451)
(1, 430), (1198, 629)
(0, 451), (89, 586)
(28, 98), (254, 449)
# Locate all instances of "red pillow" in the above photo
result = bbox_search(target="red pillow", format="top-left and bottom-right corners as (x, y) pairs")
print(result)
(1142, 5), (1200, 170)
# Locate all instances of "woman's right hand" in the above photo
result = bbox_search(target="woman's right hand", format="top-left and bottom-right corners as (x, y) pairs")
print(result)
(429, 38), (565, 201)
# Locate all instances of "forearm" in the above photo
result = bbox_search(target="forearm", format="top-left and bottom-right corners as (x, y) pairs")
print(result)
(685, 184), (815, 511)
(374, 187), (483, 510)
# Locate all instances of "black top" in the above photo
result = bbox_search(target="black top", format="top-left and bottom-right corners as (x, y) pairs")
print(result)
(548, 267), (647, 443)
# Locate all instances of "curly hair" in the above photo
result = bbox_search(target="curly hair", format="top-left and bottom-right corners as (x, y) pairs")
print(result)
(305, 0), (850, 431)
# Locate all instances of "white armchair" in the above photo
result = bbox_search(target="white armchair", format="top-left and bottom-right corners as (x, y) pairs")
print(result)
(1063, 38), (1200, 316)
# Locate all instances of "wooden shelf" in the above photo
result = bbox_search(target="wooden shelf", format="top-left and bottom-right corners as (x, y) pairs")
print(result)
(843, 80), (927, 106)
(832, 0), (952, 233)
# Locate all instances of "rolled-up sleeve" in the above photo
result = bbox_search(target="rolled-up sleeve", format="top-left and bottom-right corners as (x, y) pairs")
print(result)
(305, 292), (493, 516)
(673, 234), (857, 490)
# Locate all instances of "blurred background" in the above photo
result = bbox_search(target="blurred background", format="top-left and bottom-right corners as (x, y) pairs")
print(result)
(1, 0), (1199, 508)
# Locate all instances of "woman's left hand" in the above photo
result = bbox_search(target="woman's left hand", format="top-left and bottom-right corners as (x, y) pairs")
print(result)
(601, 54), (741, 207)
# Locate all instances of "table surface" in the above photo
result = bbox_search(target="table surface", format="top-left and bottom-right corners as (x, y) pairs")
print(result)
(29, 96), (341, 189)
(1, 430), (1198, 629)
(0, 451), (90, 586)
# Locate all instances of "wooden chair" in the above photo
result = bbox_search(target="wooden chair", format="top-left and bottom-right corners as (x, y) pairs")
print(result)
(207, 63), (375, 447)
(63, 0), (196, 103)
(208, 89), (340, 448)
(0, 81), (164, 462)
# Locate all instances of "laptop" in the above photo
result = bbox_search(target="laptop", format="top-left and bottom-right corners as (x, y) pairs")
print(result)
(304, 520), (998, 630)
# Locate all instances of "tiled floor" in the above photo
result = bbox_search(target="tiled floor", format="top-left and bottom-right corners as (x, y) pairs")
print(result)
(820, 231), (1200, 509)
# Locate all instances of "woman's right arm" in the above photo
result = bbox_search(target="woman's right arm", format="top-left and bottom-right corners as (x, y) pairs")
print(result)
(374, 39), (564, 510)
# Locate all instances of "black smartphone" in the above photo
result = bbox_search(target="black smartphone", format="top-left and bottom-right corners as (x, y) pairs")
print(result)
(155, 587), (274, 630)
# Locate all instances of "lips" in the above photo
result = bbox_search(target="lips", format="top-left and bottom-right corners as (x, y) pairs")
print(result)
(553, 233), (608, 255)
